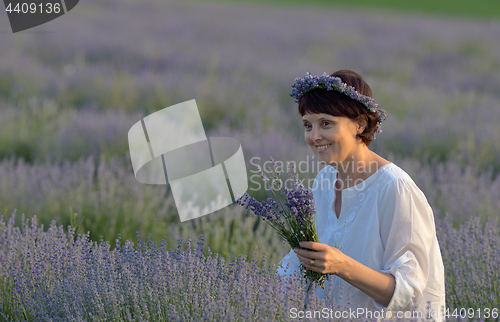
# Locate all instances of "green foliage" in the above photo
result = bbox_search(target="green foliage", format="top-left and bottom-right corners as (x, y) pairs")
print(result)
(205, 0), (500, 20)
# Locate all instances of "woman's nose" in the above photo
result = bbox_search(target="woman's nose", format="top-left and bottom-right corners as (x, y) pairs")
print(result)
(309, 127), (321, 141)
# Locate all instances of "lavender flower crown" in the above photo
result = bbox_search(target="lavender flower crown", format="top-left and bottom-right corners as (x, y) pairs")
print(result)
(290, 72), (388, 139)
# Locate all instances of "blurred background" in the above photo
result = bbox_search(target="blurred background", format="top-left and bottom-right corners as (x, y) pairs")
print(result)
(1, 0), (499, 265)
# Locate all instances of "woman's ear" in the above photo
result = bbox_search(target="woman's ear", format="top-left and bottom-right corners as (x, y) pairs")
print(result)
(355, 115), (368, 134)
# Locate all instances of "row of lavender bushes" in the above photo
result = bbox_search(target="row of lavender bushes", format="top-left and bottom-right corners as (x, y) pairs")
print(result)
(0, 212), (498, 321)
(0, 154), (288, 267)
(1, 1), (500, 170)
(2, 93), (500, 172)
(1, 154), (499, 250)
(2, 1), (500, 117)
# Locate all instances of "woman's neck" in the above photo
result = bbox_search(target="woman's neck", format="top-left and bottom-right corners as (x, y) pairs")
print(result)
(333, 148), (388, 190)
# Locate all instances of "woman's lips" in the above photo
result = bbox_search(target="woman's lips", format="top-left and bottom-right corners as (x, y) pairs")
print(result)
(316, 143), (332, 152)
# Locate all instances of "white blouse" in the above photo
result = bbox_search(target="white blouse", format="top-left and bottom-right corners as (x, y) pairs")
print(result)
(277, 163), (446, 320)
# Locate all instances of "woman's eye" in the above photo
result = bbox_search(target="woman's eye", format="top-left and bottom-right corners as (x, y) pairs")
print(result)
(322, 121), (330, 126)
(304, 124), (311, 130)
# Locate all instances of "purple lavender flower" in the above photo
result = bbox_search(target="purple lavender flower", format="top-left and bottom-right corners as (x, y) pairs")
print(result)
(290, 72), (387, 139)
(237, 157), (327, 288)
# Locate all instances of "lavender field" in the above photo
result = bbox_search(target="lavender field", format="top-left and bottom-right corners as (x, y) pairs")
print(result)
(1, 0), (500, 320)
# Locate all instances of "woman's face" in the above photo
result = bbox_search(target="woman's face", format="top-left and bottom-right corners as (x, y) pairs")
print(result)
(302, 112), (361, 165)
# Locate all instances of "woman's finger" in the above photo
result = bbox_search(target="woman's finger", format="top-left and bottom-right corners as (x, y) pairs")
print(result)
(297, 253), (322, 269)
(294, 247), (322, 260)
(303, 260), (322, 273)
(298, 241), (328, 251)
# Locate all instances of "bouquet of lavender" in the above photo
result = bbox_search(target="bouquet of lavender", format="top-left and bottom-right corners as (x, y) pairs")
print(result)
(236, 157), (329, 289)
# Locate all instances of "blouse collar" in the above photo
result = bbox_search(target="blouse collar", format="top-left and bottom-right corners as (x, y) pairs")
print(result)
(327, 162), (394, 197)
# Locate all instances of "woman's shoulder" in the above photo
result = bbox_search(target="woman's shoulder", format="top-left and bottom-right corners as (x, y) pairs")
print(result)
(376, 163), (435, 224)
(377, 163), (416, 186)
(376, 163), (428, 202)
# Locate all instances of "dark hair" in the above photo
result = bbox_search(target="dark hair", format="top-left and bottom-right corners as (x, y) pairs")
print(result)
(297, 69), (379, 146)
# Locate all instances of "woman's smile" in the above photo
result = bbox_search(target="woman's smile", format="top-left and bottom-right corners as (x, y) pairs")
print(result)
(316, 143), (332, 152)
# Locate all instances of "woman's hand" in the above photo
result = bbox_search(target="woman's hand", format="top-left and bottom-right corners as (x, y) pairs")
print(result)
(294, 240), (396, 307)
(294, 241), (347, 276)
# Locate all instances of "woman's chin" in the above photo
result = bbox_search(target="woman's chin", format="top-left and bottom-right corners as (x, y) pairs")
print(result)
(317, 154), (335, 164)
(312, 148), (336, 164)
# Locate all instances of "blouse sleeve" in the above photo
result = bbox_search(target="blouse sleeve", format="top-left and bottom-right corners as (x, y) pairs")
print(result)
(374, 178), (436, 311)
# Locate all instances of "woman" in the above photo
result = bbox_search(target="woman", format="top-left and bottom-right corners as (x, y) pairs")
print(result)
(277, 70), (445, 320)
